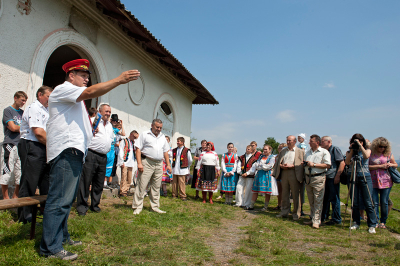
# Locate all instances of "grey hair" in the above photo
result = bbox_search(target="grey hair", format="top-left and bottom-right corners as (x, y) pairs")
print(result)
(322, 136), (332, 143)
(98, 103), (110, 111)
(152, 118), (163, 125)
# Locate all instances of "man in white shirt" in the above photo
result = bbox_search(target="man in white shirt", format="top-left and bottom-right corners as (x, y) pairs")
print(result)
(273, 135), (305, 221)
(117, 130), (138, 196)
(76, 103), (114, 216)
(17, 86), (53, 223)
(40, 59), (140, 260)
(171, 137), (192, 201)
(303, 134), (331, 229)
(132, 119), (171, 215)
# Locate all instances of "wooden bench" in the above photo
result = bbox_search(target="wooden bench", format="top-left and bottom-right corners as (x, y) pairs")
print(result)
(0, 195), (47, 240)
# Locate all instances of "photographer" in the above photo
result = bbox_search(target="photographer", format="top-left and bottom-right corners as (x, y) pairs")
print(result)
(345, 133), (377, 234)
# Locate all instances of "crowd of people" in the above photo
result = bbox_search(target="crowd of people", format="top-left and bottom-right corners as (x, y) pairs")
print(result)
(0, 58), (398, 261)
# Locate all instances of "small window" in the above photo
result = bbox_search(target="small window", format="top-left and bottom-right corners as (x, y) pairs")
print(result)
(160, 102), (172, 115)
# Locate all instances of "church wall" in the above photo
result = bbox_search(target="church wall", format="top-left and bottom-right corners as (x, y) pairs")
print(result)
(0, 0), (194, 148)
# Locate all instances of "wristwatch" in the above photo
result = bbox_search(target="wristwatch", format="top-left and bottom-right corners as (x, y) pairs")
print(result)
(313, 163), (316, 167)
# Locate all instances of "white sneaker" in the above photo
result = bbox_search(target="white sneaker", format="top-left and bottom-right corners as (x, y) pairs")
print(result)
(151, 208), (166, 214)
(133, 209), (141, 215)
(368, 227), (376, 234)
(349, 223), (360, 230)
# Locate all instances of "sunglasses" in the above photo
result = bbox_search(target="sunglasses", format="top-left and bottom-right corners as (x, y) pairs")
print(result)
(378, 146), (387, 149)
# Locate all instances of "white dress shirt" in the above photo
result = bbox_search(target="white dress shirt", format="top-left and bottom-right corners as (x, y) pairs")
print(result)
(88, 118), (114, 154)
(282, 146), (296, 164)
(46, 81), (92, 162)
(117, 138), (137, 168)
(135, 130), (170, 161)
(20, 100), (49, 142)
(304, 147), (331, 175)
(172, 146), (193, 175)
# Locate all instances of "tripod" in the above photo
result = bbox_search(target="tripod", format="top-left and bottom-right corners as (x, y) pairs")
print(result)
(343, 154), (378, 236)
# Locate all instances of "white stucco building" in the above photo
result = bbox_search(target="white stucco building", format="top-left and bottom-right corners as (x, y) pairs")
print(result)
(0, 0), (218, 147)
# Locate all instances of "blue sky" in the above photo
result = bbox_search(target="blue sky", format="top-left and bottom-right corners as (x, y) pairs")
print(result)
(123, 0), (400, 157)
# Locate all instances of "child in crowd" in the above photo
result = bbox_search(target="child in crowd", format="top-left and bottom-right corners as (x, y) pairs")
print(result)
(161, 136), (173, 196)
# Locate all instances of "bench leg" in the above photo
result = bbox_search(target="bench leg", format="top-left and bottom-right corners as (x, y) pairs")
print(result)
(30, 205), (37, 240)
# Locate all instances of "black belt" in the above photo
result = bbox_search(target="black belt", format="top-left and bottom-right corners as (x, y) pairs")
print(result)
(88, 149), (107, 157)
(305, 171), (327, 177)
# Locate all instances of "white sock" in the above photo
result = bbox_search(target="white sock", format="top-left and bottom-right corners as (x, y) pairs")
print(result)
(264, 201), (269, 208)
(104, 181), (107, 186)
(250, 200), (256, 208)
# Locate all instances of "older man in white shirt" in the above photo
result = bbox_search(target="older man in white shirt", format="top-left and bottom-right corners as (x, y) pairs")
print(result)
(76, 103), (114, 216)
(18, 86), (53, 223)
(303, 134), (331, 229)
(171, 137), (192, 201)
(132, 119), (171, 215)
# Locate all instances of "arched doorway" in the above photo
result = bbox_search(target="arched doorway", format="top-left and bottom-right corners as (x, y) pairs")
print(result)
(42, 45), (99, 109)
(156, 101), (174, 138)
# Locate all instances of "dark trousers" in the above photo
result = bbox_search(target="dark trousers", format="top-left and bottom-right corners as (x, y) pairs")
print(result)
(350, 174), (377, 227)
(40, 148), (84, 255)
(76, 149), (107, 214)
(321, 178), (341, 223)
(17, 139), (50, 223)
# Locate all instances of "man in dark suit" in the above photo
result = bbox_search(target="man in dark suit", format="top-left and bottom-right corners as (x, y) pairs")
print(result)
(273, 135), (305, 220)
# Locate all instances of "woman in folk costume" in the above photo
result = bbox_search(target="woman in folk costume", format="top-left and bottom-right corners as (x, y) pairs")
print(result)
(192, 140), (207, 199)
(196, 142), (220, 204)
(161, 136), (173, 196)
(220, 143), (238, 205)
(244, 144), (278, 210)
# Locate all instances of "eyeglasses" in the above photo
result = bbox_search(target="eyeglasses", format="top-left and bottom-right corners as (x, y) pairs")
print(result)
(378, 146), (387, 149)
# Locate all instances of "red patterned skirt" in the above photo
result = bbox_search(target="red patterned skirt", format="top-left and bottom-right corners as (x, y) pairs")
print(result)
(196, 165), (219, 192)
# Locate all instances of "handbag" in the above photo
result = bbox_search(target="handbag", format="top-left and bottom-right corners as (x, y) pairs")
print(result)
(388, 167), (400, 184)
(387, 153), (400, 184)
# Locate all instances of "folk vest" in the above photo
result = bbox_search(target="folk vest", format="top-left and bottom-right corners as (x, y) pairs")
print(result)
(123, 139), (135, 162)
(172, 147), (190, 169)
(239, 151), (261, 177)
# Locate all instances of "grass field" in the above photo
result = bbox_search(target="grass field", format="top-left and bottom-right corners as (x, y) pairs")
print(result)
(1, 181), (400, 265)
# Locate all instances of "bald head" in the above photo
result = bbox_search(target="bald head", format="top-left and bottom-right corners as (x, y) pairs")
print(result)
(286, 135), (297, 149)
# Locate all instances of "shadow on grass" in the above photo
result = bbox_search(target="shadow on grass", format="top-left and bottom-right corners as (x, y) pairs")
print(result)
(369, 243), (392, 248)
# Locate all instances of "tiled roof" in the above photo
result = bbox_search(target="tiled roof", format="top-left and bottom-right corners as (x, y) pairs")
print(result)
(95, 0), (218, 105)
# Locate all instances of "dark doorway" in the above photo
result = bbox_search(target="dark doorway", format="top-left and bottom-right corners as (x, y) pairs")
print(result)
(42, 45), (96, 109)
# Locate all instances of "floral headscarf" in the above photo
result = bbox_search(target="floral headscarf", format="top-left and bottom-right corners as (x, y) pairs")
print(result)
(207, 141), (215, 151)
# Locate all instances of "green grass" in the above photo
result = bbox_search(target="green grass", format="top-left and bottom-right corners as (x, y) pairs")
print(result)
(1, 183), (400, 265)
(236, 184), (400, 265)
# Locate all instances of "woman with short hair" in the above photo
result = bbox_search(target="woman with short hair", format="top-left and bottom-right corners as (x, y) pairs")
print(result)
(368, 137), (397, 229)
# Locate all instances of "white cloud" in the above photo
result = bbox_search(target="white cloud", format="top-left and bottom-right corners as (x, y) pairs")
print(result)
(276, 110), (295, 123)
(323, 81), (335, 88)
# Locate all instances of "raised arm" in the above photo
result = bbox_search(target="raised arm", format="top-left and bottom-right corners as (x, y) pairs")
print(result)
(77, 70), (140, 102)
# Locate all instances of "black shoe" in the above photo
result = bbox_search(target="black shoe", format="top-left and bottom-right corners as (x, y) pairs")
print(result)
(194, 195), (200, 200)
(244, 206), (254, 210)
(325, 220), (341, 226)
(45, 249), (78, 260)
(103, 185), (112, 189)
(90, 208), (101, 213)
(77, 212), (86, 216)
(63, 239), (82, 246)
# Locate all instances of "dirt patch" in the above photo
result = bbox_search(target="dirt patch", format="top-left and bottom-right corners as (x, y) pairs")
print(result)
(205, 209), (258, 265)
